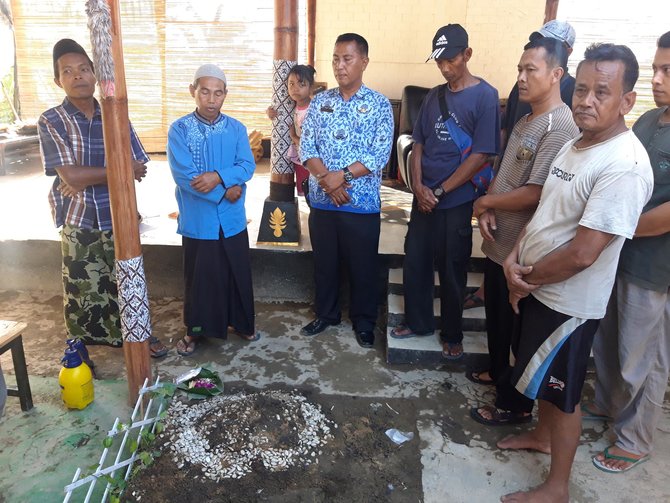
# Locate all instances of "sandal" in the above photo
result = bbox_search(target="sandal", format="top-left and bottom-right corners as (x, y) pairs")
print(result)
(176, 336), (198, 356)
(592, 446), (650, 473)
(442, 342), (464, 360)
(466, 370), (495, 385)
(470, 405), (532, 426)
(463, 292), (484, 310)
(237, 331), (261, 342)
(390, 325), (434, 339)
(149, 336), (168, 358)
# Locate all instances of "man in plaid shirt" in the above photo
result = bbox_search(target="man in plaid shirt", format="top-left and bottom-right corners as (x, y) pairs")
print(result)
(38, 38), (167, 357)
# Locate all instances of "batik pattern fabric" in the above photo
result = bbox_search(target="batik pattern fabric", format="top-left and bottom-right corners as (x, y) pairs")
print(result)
(271, 59), (297, 175)
(116, 255), (151, 343)
(300, 85), (394, 214)
(61, 224), (122, 346)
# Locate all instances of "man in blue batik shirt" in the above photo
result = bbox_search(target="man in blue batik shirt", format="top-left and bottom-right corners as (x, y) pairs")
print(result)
(300, 33), (394, 348)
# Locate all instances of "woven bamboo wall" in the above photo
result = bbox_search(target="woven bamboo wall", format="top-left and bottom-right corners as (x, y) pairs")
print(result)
(12, 1), (306, 152)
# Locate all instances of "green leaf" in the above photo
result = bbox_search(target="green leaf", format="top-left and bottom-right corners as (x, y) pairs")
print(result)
(139, 451), (152, 466)
(155, 422), (164, 434)
(129, 439), (138, 453)
(102, 436), (113, 448)
(110, 495), (120, 503)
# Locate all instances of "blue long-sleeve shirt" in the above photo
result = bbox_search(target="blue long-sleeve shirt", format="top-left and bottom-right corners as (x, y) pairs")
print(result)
(300, 85), (394, 213)
(167, 111), (255, 239)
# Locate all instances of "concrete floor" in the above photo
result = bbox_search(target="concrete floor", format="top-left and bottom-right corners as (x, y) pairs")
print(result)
(1, 147), (669, 502)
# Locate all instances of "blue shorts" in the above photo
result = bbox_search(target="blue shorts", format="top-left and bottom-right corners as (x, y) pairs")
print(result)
(511, 295), (598, 413)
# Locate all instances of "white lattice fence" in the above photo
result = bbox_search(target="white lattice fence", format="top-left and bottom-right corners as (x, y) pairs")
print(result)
(63, 377), (168, 502)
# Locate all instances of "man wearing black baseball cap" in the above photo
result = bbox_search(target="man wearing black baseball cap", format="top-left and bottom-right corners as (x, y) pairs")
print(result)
(391, 24), (500, 361)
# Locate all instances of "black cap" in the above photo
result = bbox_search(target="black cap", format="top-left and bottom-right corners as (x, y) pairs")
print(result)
(426, 24), (469, 62)
(53, 39), (93, 79)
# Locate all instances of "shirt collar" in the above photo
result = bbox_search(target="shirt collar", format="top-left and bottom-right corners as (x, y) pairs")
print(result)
(193, 109), (224, 125)
(336, 83), (370, 101)
(61, 97), (101, 118)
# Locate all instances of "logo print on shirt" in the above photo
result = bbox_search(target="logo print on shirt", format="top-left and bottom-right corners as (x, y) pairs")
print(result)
(551, 165), (575, 182)
(434, 115), (452, 142)
(357, 104), (371, 114)
(548, 376), (565, 391)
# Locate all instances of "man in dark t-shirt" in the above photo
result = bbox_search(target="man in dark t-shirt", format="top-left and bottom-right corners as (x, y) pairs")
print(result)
(390, 24), (500, 359)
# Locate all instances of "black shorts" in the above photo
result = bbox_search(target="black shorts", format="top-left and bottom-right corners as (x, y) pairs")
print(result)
(511, 295), (598, 413)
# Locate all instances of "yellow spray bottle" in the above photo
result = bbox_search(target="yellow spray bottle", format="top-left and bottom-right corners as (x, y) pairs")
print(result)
(59, 341), (94, 409)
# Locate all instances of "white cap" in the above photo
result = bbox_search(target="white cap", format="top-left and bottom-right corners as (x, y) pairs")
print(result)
(193, 64), (227, 86)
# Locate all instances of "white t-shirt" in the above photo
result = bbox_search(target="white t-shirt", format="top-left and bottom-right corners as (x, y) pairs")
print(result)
(518, 130), (653, 319)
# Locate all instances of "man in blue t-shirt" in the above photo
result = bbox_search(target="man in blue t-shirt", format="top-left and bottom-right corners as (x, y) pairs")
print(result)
(391, 24), (500, 359)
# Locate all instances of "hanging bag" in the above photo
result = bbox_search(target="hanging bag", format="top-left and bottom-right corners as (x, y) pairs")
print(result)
(437, 84), (493, 197)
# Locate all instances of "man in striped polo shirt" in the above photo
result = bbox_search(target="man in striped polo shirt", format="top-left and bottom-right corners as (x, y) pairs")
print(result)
(469, 37), (579, 426)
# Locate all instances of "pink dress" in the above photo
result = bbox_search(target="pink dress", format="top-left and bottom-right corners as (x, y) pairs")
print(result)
(287, 103), (310, 195)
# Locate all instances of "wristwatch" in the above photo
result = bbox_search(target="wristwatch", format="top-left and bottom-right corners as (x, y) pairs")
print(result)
(433, 185), (445, 199)
(342, 167), (355, 183)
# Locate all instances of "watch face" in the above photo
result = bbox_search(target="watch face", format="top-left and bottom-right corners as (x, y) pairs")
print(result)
(343, 169), (354, 182)
(434, 187), (444, 197)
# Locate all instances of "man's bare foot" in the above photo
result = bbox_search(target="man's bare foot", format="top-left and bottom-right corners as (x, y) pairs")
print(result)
(581, 403), (611, 421)
(501, 482), (568, 503)
(593, 445), (649, 472)
(497, 431), (551, 454)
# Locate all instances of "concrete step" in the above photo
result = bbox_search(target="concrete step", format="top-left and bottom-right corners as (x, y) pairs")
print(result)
(386, 267), (487, 364)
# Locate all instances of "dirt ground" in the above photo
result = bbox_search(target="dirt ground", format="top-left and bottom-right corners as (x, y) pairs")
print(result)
(124, 383), (423, 503)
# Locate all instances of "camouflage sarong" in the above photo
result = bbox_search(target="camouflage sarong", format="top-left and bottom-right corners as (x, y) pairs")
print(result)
(61, 224), (122, 346)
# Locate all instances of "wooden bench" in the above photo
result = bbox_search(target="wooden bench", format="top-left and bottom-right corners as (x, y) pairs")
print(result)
(0, 320), (33, 411)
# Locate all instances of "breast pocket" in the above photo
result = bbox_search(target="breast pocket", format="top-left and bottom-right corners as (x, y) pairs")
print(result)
(653, 147), (670, 185)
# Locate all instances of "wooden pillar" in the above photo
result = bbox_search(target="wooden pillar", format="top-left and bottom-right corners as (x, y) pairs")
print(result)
(270, 0), (299, 185)
(86, 0), (152, 405)
(258, 0), (301, 246)
(307, 0), (316, 68)
(544, 0), (559, 23)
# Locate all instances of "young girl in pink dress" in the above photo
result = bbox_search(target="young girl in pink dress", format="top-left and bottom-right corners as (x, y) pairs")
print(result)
(268, 65), (316, 195)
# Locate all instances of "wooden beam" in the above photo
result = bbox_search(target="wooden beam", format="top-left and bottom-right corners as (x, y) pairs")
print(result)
(89, 0), (152, 405)
(545, 0), (559, 23)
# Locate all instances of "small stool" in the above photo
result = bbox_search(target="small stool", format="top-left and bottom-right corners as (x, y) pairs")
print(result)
(0, 320), (33, 411)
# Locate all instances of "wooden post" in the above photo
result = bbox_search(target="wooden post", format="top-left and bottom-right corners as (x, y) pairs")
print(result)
(544, 0), (559, 23)
(258, 0), (301, 246)
(86, 0), (152, 405)
(307, 0), (316, 68)
(270, 0), (298, 186)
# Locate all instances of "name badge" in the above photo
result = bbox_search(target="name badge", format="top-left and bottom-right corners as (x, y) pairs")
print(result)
(320, 104), (334, 113)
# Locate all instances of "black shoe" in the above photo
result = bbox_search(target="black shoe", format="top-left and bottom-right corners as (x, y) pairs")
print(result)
(355, 330), (375, 348)
(301, 318), (338, 336)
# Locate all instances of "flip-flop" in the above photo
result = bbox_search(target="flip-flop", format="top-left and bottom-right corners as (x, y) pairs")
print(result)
(470, 405), (532, 426)
(581, 404), (612, 421)
(176, 336), (198, 356)
(463, 292), (484, 310)
(592, 446), (650, 473)
(466, 370), (495, 385)
(442, 342), (464, 360)
(389, 325), (434, 339)
(149, 336), (168, 358)
(235, 331), (261, 342)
